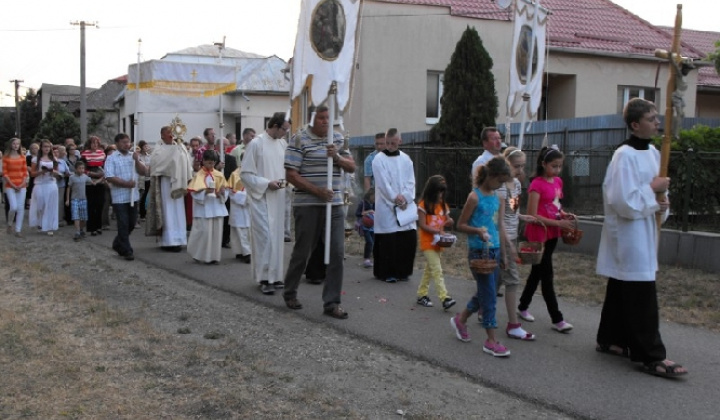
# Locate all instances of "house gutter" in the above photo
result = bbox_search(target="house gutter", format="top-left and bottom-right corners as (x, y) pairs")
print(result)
(549, 47), (677, 62)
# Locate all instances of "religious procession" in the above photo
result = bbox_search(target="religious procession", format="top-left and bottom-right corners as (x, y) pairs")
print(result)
(7, 5), (720, 413)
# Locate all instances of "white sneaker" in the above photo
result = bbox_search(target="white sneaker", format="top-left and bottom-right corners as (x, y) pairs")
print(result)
(552, 321), (573, 333)
(517, 310), (535, 322)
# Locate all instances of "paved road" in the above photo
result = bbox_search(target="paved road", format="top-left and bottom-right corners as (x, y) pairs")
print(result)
(84, 226), (716, 420)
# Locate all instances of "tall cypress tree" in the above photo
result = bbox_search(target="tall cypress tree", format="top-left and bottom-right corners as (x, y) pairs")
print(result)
(430, 26), (498, 146)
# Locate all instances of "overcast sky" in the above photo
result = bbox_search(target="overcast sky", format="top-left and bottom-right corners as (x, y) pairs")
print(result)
(0, 0), (716, 107)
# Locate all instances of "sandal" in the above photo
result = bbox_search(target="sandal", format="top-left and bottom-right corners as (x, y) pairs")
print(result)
(284, 298), (303, 310)
(596, 343), (630, 358)
(642, 360), (688, 378)
(323, 306), (349, 320)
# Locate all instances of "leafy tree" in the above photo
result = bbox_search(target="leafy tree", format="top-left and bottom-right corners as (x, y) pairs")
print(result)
(429, 26), (498, 146)
(20, 89), (42, 143)
(35, 101), (80, 144)
(708, 40), (720, 75)
(0, 89), (42, 150)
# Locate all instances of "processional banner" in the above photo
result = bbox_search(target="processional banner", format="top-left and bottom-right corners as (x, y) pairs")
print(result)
(507, 0), (549, 121)
(291, 0), (361, 111)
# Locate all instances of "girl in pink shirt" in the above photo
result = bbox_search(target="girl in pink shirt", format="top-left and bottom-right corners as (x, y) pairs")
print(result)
(517, 147), (576, 333)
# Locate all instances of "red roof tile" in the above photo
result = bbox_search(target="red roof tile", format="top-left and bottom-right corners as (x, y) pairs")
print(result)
(658, 26), (720, 87)
(374, 0), (717, 85)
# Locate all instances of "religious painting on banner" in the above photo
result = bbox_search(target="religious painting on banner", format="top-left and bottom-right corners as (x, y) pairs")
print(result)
(291, 0), (361, 111)
(506, 0), (549, 121)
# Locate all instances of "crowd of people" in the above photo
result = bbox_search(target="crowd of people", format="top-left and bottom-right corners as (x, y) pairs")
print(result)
(0, 98), (686, 376)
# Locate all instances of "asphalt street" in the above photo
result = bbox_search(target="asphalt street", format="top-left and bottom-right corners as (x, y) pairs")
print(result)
(83, 225), (717, 420)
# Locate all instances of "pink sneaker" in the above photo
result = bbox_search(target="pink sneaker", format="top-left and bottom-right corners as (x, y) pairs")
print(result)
(483, 340), (511, 357)
(450, 314), (470, 342)
(517, 310), (535, 322)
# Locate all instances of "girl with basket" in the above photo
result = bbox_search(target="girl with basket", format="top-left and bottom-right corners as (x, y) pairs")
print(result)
(497, 147), (536, 341)
(451, 157), (512, 357)
(415, 175), (456, 311)
(517, 147), (576, 333)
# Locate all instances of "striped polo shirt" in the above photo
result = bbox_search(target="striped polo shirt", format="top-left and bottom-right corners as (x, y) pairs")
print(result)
(285, 128), (349, 206)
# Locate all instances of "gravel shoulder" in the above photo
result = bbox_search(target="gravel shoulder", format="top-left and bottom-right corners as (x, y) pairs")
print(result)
(0, 228), (570, 419)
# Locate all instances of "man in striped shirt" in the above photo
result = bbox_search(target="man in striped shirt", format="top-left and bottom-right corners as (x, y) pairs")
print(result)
(282, 106), (355, 319)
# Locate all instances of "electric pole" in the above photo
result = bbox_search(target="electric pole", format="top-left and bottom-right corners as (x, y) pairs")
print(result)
(71, 20), (98, 144)
(9, 79), (23, 138)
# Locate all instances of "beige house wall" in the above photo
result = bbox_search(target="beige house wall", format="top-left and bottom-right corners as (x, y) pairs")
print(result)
(695, 92), (720, 118)
(347, 2), (512, 137)
(548, 52), (697, 118)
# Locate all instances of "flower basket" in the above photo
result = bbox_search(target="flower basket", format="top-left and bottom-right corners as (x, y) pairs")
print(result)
(469, 242), (497, 275)
(436, 233), (457, 248)
(561, 214), (583, 245)
(518, 220), (545, 265)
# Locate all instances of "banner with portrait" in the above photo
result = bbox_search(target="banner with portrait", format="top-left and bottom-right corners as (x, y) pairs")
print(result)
(507, 0), (549, 121)
(291, 0), (360, 112)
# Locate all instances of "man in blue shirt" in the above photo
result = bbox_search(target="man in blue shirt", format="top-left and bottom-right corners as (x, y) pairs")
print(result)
(104, 133), (148, 261)
(363, 132), (386, 192)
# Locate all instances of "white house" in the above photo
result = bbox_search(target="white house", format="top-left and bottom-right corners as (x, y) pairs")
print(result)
(117, 45), (290, 143)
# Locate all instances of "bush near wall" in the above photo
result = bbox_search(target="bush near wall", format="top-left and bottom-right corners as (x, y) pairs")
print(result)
(657, 125), (720, 227)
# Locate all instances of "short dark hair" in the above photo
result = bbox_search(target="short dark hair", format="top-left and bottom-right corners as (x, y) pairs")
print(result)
(267, 112), (288, 129)
(480, 127), (498, 142)
(375, 132), (385, 139)
(202, 149), (219, 163)
(114, 133), (130, 143)
(242, 128), (255, 136)
(385, 128), (399, 138)
(315, 105), (329, 114)
(138, 140), (148, 149)
(74, 160), (86, 169)
(203, 128), (214, 137)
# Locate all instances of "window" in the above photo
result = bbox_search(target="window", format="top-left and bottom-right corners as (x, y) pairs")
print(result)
(617, 86), (659, 113)
(426, 71), (444, 124)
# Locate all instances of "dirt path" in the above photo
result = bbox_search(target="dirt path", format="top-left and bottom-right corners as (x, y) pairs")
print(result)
(0, 229), (571, 419)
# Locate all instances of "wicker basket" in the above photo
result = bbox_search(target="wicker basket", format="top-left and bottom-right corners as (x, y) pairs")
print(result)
(470, 258), (497, 275)
(518, 220), (545, 265)
(561, 214), (583, 245)
(436, 233), (457, 248)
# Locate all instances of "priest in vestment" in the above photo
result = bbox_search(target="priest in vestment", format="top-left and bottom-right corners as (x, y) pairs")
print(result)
(241, 112), (290, 295)
(148, 126), (193, 252)
(187, 150), (228, 264)
(372, 128), (417, 282)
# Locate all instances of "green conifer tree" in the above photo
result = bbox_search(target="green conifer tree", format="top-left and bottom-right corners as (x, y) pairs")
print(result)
(430, 26), (498, 146)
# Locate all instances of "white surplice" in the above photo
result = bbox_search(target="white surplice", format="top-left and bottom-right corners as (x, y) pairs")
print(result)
(187, 190), (228, 263)
(372, 151), (416, 234)
(240, 133), (287, 284)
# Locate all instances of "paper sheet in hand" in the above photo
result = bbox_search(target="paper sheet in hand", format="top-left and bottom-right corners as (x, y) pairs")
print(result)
(395, 202), (418, 226)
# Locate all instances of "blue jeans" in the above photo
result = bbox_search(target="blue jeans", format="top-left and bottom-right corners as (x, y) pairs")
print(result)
(362, 228), (374, 259)
(112, 202), (138, 256)
(465, 248), (500, 329)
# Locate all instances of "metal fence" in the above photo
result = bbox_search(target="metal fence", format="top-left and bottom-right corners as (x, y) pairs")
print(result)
(349, 114), (720, 232)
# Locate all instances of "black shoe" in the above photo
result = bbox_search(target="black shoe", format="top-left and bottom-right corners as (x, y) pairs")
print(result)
(260, 282), (275, 295)
(124, 254), (135, 261)
(161, 246), (182, 252)
(222, 243), (231, 249)
(242, 255), (251, 264)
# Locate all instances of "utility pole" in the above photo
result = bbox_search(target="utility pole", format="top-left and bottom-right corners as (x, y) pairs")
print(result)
(70, 20), (98, 144)
(9, 79), (23, 138)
